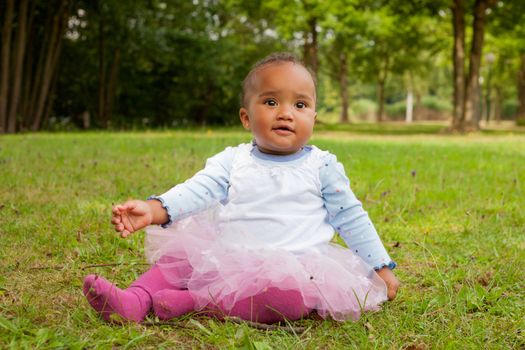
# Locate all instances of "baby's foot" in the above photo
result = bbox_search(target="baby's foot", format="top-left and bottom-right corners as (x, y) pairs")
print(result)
(152, 289), (195, 320)
(83, 274), (151, 322)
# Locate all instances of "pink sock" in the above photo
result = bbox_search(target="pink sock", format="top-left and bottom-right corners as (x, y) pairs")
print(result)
(83, 265), (174, 322)
(152, 289), (196, 320)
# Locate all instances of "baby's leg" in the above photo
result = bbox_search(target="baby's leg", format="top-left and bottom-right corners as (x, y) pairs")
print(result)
(151, 287), (312, 324)
(228, 287), (312, 324)
(152, 289), (196, 320)
(83, 265), (173, 322)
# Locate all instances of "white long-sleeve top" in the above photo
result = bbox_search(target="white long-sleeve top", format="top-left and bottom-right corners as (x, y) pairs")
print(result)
(151, 143), (396, 271)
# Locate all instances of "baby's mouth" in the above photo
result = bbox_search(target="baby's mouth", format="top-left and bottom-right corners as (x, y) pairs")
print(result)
(272, 125), (294, 134)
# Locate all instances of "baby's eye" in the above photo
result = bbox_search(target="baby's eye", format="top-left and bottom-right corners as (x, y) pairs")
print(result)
(264, 99), (277, 106)
(296, 101), (307, 109)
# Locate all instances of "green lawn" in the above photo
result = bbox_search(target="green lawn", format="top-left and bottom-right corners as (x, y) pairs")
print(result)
(1, 128), (524, 349)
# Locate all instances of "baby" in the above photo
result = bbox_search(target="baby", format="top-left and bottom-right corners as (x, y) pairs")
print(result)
(84, 52), (400, 324)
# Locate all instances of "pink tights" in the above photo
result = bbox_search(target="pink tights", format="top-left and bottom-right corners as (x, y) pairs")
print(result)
(83, 265), (311, 324)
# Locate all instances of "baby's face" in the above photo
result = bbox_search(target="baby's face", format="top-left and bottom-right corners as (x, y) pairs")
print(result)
(239, 62), (316, 155)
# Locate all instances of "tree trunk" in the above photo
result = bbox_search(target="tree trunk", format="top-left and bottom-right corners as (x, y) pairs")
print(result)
(406, 89), (413, 123)
(0, 0), (14, 133)
(338, 52), (349, 123)
(494, 86), (502, 123)
(26, 4), (53, 127)
(19, 0), (37, 131)
(463, 0), (496, 130)
(414, 92), (422, 121)
(98, 12), (107, 128)
(194, 85), (215, 125)
(488, 88), (496, 122)
(104, 48), (121, 125)
(451, 0), (465, 130)
(376, 56), (389, 123)
(42, 67), (59, 129)
(18, 4), (32, 128)
(20, 27), (34, 130)
(303, 16), (318, 82)
(517, 53), (525, 125)
(308, 17), (318, 81)
(7, 0), (29, 133)
(31, 1), (68, 131)
(81, 111), (91, 129)
(484, 63), (493, 124)
(377, 79), (385, 122)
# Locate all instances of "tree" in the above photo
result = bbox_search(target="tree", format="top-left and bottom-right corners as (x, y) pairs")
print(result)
(321, 0), (363, 123)
(349, 2), (441, 123)
(489, 1), (525, 125)
(0, 0), (72, 133)
(451, 0), (466, 129)
(6, 0), (29, 133)
(262, 0), (327, 81)
(451, 0), (498, 131)
(0, 0), (15, 133)
(29, 0), (70, 131)
(3, 0), (524, 132)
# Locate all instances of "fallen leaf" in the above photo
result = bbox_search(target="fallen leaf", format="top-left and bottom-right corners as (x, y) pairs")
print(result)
(364, 322), (375, 333)
(404, 344), (427, 350)
(477, 270), (493, 287)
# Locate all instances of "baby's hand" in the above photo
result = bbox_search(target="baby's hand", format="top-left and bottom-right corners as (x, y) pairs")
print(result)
(376, 267), (400, 300)
(111, 200), (153, 238)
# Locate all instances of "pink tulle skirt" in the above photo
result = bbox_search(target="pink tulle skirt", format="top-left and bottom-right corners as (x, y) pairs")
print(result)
(145, 209), (387, 322)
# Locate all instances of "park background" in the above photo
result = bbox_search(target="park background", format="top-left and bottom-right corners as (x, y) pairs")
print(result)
(1, 0), (525, 132)
(1, 0), (524, 349)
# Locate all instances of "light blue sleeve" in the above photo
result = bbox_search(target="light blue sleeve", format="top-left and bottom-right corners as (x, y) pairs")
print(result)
(149, 146), (235, 227)
(320, 153), (396, 270)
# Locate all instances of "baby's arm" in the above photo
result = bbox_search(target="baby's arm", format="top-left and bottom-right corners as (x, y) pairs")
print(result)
(376, 266), (400, 300)
(320, 153), (400, 300)
(149, 146), (234, 226)
(112, 146), (235, 237)
(111, 199), (168, 238)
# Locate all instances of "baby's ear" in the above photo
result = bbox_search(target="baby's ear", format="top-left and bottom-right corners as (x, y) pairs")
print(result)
(239, 108), (251, 130)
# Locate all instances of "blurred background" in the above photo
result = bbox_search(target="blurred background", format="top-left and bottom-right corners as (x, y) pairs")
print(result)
(0, 0), (524, 133)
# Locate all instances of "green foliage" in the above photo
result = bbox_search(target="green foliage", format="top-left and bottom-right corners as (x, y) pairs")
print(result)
(352, 98), (378, 119)
(382, 96), (451, 120)
(502, 100), (519, 120)
(3, 0), (524, 130)
(384, 100), (406, 119)
(55, 1), (286, 128)
(421, 95), (453, 113)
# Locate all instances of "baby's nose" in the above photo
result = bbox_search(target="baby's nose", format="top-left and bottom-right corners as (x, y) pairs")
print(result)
(277, 106), (294, 119)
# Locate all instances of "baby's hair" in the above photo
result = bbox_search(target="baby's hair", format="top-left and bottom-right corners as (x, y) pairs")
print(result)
(240, 52), (317, 107)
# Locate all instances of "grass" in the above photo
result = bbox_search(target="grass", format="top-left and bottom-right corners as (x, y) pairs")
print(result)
(0, 125), (524, 349)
